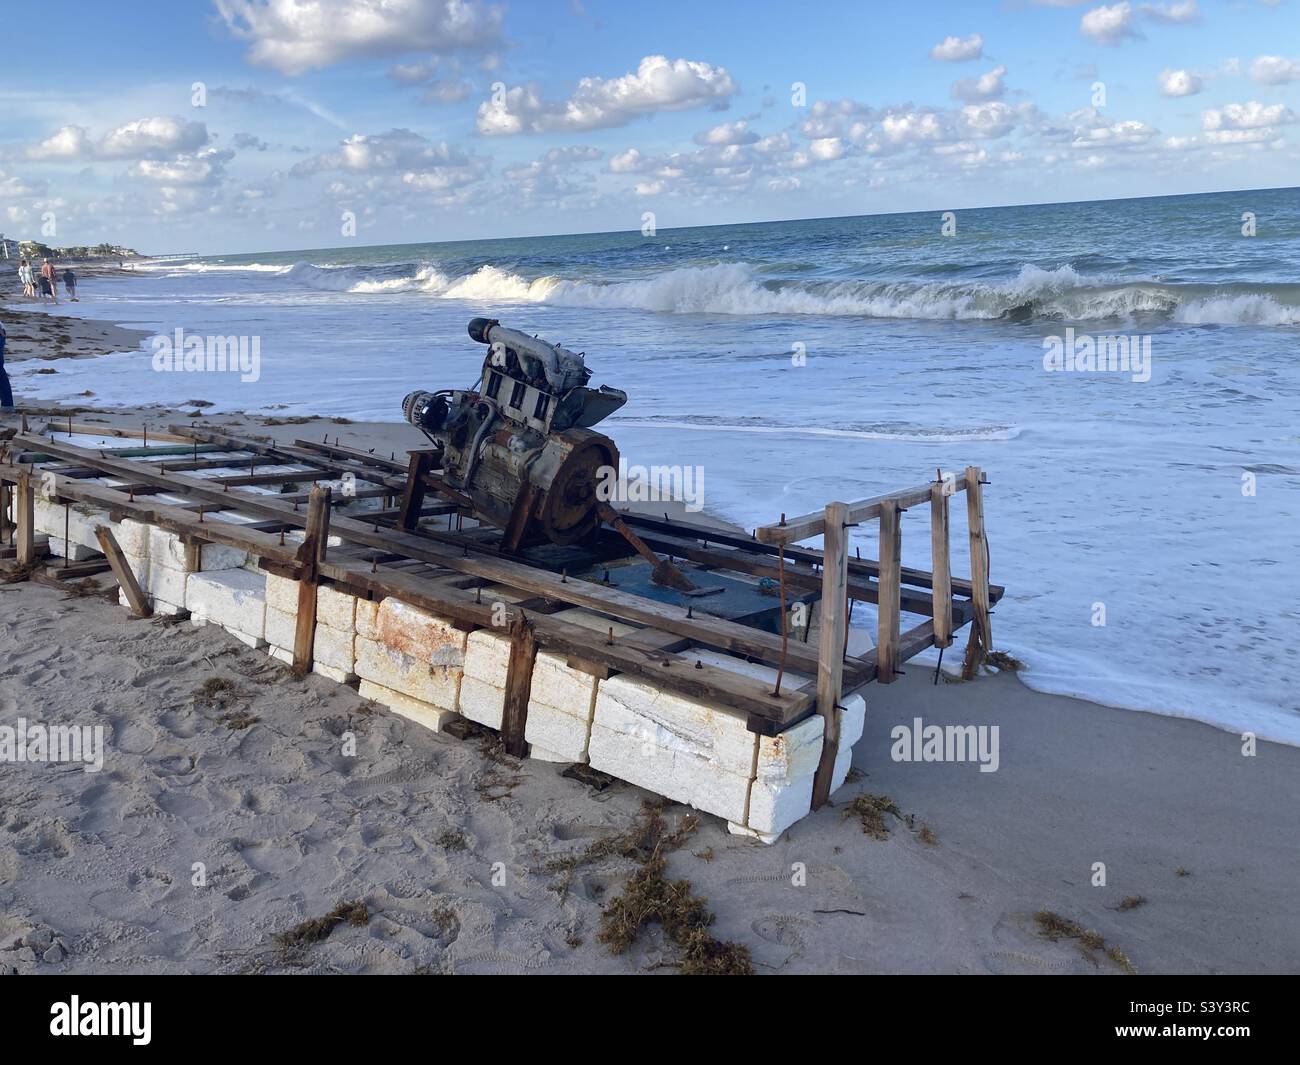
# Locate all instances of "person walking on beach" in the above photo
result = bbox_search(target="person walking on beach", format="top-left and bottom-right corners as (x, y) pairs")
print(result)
(63, 267), (78, 302)
(40, 259), (58, 304)
(0, 320), (15, 412)
(18, 259), (34, 298)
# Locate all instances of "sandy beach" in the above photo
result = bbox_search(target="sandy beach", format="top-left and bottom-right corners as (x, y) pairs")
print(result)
(1, 303), (1296, 976)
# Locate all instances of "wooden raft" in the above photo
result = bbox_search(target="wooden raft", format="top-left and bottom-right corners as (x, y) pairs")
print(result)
(0, 423), (1002, 796)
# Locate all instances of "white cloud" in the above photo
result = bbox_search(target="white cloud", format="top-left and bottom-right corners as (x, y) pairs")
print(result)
(26, 117), (210, 161)
(1080, 3), (1135, 45)
(1202, 100), (1296, 130)
(476, 55), (737, 135)
(694, 120), (758, 146)
(215, 0), (503, 75)
(129, 148), (235, 186)
(930, 33), (984, 62)
(1249, 55), (1300, 85)
(951, 65), (1007, 102)
(1156, 68), (1203, 96)
(1139, 1), (1200, 24)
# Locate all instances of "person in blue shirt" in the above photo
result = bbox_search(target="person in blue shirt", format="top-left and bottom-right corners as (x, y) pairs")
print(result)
(0, 320), (14, 410)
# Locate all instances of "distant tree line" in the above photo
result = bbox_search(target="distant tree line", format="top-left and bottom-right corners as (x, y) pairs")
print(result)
(18, 241), (141, 260)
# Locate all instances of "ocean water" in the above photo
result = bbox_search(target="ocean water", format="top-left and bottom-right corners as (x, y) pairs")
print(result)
(13, 187), (1300, 743)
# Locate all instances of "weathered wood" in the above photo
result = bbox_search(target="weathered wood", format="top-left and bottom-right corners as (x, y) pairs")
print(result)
(397, 449), (437, 531)
(292, 485), (332, 675)
(877, 499), (902, 683)
(15, 471), (35, 568)
(322, 558), (813, 726)
(755, 479), (966, 546)
(43, 423), (193, 444)
(0, 482), (10, 543)
(963, 465), (991, 679)
(501, 612), (538, 758)
(293, 438), (414, 474)
(812, 502), (849, 809)
(11, 434), (825, 676)
(930, 483), (953, 649)
(95, 525), (151, 617)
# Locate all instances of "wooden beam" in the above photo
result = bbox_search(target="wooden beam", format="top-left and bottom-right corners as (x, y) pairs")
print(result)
(877, 499), (901, 684)
(15, 471), (35, 568)
(930, 483), (953, 649)
(755, 479), (966, 546)
(94, 525), (151, 617)
(292, 484), (332, 675)
(397, 449), (436, 531)
(811, 501), (849, 809)
(0, 482), (10, 544)
(963, 466), (991, 679)
(501, 612), (538, 758)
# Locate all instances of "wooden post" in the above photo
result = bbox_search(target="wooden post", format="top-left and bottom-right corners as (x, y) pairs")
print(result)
(397, 449), (436, 531)
(292, 484), (332, 675)
(877, 499), (901, 684)
(811, 501), (849, 809)
(501, 611), (538, 758)
(963, 465), (991, 679)
(0, 482), (10, 544)
(15, 471), (35, 568)
(95, 525), (152, 618)
(929, 483), (952, 649)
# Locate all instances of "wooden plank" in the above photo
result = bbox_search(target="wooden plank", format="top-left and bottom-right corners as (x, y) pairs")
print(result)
(877, 499), (901, 684)
(322, 558), (813, 727)
(15, 471), (35, 568)
(963, 466), (991, 679)
(0, 482), (10, 544)
(811, 502), (849, 810)
(292, 484), (332, 675)
(41, 423), (193, 444)
(293, 438), (413, 473)
(755, 479), (965, 546)
(0, 462), (302, 566)
(930, 483), (953, 649)
(397, 450), (436, 531)
(501, 612), (538, 758)
(94, 525), (151, 617)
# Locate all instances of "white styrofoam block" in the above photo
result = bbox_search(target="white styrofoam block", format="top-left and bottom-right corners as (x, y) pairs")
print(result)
(49, 537), (99, 561)
(457, 676), (504, 729)
(268, 644), (294, 665)
(375, 598), (465, 666)
(265, 572), (300, 614)
(354, 636), (460, 709)
(463, 628), (510, 686)
(222, 624), (266, 650)
(358, 680), (459, 733)
(746, 716), (823, 838)
(831, 746), (853, 795)
(313, 622), (355, 673)
(588, 720), (752, 824)
(115, 518), (151, 557)
(524, 703), (591, 763)
(185, 568), (266, 641)
(145, 563), (188, 608)
(355, 598), (380, 640)
(34, 498), (109, 552)
(527, 744), (572, 764)
(838, 693), (866, 753)
(317, 584), (357, 632)
(312, 661), (354, 684)
(592, 675), (757, 777)
(265, 605), (297, 651)
(528, 651), (599, 715)
(149, 527), (247, 572)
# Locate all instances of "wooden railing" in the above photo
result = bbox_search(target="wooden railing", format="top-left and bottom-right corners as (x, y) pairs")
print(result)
(754, 466), (994, 807)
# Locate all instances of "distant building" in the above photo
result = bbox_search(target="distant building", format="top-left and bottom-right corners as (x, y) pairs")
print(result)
(0, 235), (20, 260)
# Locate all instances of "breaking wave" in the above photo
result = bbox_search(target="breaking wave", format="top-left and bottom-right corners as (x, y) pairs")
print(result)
(175, 258), (1300, 324)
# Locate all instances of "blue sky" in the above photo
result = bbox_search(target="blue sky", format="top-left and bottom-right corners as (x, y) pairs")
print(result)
(1, 0), (1297, 253)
